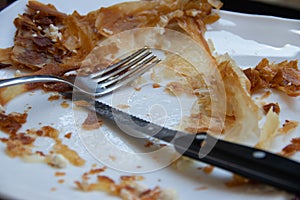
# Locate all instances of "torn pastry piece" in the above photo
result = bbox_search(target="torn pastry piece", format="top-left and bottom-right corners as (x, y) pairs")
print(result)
(95, 0), (221, 37)
(0, 48), (15, 68)
(181, 54), (261, 145)
(11, 1), (103, 70)
(244, 58), (300, 96)
(214, 56), (260, 144)
(6, 0), (222, 72)
(255, 109), (280, 150)
(281, 137), (300, 157)
(278, 120), (299, 135)
(82, 112), (103, 130)
(158, 52), (260, 145)
(262, 102), (280, 114)
(0, 0), (222, 106)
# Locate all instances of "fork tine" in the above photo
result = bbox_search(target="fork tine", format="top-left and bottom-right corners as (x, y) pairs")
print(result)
(90, 47), (149, 79)
(95, 56), (161, 96)
(99, 55), (159, 88)
(93, 49), (153, 83)
(0, 47), (161, 97)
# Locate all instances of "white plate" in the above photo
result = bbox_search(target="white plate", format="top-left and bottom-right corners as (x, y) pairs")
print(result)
(0, 1), (300, 200)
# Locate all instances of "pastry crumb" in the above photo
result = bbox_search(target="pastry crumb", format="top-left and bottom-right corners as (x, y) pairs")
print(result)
(82, 112), (103, 130)
(60, 101), (69, 108)
(64, 132), (72, 139)
(117, 104), (130, 109)
(203, 165), (214, 174)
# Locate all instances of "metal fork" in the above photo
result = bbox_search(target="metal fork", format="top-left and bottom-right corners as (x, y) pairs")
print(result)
(0, 47), (161, 97)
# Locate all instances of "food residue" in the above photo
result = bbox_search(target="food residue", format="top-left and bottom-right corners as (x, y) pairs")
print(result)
(225, 175), (253, 188)
(280, 137), (300, 157)
(81, 112), (103, 130)
(262, 102), (280, 114)
(48, 94), (60, 101)
(152, 83), (161, 88)
(117, 104), (130, 109)
(278, 120), (299, 135)
(55, 172), (66, 177)
(75, 173), (178, 200)
(195, 186), (208, 191)
(60, 101), (69, 108)
(243, 58), (300, 96)
(202, 165), (214, 174)
(64, 132), (72, 139)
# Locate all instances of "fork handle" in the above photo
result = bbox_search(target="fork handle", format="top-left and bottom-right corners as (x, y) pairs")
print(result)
(0, 75), (71, 88)
(174, 133), (300, 195)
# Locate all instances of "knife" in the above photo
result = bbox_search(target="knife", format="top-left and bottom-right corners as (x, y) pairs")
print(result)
(72, 93), (300, 195)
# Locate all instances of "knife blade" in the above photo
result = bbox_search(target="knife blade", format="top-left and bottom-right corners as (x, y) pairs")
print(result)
(71, 92), (300, 195)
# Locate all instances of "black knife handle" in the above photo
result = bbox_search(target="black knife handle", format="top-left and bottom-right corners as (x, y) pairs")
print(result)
(174, 133), (300, 195)
(91, 100), (300, 194)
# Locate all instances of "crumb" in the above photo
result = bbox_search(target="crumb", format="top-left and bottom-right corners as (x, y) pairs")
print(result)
(109, 155), (116, 161)
(64, 132), (72, 139)
(60, 101), (69, 108)
(226, 174), (253, 187)
(41, 126), (59, 139)
(120, 175), (144, 182)
(35, 151), (45, 156)
(46, 153), (68, 168)
(195, 186), (208, 191)
(82, 112), (103, 130)
(48, 94), (60, 101)
(280, 137), (300, 157)
(117, 104), (130, 109)
(88, 167), (107, 175)
(58, 179), (65, 184)
(73, 100), (91, 107)
(278, 120), (299, 134)
(153, 83), (161, 88)
(203, 165), (214, 174)
(27, 126), (60, 141)
(134, 87), (141, 91)
(52, 142), (86, 167)
(55, 172), (66, 177)
(92, 163), (97, 168)
(260, 91), (271, 99)
(144, 140), (154, 148)
(262, 102), (280, 114)
(82, 173), (90, 181)
(51, 187), (57, 192)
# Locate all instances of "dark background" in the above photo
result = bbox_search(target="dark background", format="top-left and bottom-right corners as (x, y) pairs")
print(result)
(1, 0), (300, 19)
(221, 0), (300, 19)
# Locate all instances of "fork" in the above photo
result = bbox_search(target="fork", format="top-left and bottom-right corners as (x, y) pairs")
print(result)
(0, 47), (161, 97)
